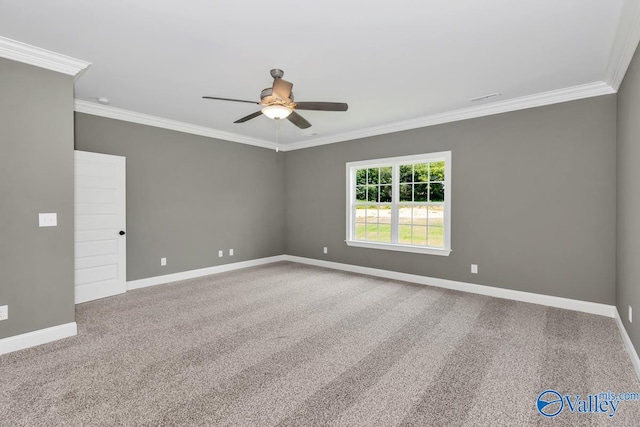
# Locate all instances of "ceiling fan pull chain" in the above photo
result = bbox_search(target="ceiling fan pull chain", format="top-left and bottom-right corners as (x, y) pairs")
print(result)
(276, 119), (280, 152)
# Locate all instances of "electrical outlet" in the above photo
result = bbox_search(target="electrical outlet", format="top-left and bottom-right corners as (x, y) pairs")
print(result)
(161, 257), (167, 266)
(630, 305), (633, 323)
(323, 247), (328, 254)
(218, 250), (223, 258)
(0, 305), (8, 321)
(38, 213), (57, 227)
(471, 264), (478, 274)
(229, 249), (234, 256)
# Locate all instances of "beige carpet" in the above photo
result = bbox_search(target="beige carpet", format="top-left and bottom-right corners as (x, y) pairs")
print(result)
(1, 262), (639, 426)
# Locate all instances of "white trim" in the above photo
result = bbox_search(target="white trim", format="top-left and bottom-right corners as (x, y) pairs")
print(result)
(73, 82), (614, 152)
(345, 152), (451, 167)
(281, 81), (615, 151)
(604, 0), (640, 90)
(126, 255), (286, 291)
(283, 255), (616, 318)
(74, 100), (278, 151)
(345, 240), (451, 256)
(614, 308), (640, 381)
(0, 36), (90, 79)
(0, 322), (77, 356)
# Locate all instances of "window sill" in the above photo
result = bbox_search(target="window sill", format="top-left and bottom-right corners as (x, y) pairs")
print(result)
(345, 240), (452, 256)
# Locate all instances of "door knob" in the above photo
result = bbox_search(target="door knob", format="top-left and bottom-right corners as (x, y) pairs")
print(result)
(119, 230), (126, 236)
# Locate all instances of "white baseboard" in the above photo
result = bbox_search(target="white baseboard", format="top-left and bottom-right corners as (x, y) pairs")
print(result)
(283, 255), (616, 318)
(1, 256), (632, 374)
(614, 308), (640, 381)
(0, 322), (77, 356)
(126, 254), (615, 318)
(126, 255), (286, 290)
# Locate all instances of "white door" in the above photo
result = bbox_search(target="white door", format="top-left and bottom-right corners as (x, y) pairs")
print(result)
(74, 151), (126, 303)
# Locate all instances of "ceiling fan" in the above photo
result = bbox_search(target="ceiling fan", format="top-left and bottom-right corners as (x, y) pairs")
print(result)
(202, 69), (348, 129)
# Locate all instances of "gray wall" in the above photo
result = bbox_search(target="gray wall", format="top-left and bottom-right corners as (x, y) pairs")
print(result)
(0, 54), (623, 344)
(617, 41), (640, 355)
(0, 58), (75, 339)
(75, 113), (285, 281)
(285, 95), (617, 305)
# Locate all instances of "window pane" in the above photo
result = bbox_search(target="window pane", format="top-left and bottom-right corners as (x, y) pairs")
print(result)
(414, 183), (428, 202)
(355, 206), (366, 223)
(429, 183), (444, 202)
(367, 186), (378, 202)
(400, 164), (413, 183)
(380, 166), (392, 184)
(400, 184), (412, 202)
(365, 223), (379, 241)
(428, 205), (444, 227)
(349, 153), (449, 250)
(379, 185), (392, 202)
(356, 169), (367, 185)
(399, 225), (412, 244)
(367, 168), (379, 184)
(413, 206), (427, 225)
(412, 226), (427, 245)
(379, 225), (391, 242)
(399, 205), (412, 224)
(379, 207), (392, 224)
(365, 207), (378, 223)
(414, 163), (429, 182)
(428, 226), (444, 247)
(430, 161), (445, 181)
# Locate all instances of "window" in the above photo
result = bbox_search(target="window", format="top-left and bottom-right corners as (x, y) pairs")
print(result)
(346, 151), (451, 256)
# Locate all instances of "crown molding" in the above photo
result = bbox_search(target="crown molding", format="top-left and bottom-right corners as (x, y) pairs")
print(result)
(0, 36), (90, 80)
(77, 81), (613, 153)
(74, 100), (278, 150)
(604, 0), (640, 90)
(281, 81), (615, 151)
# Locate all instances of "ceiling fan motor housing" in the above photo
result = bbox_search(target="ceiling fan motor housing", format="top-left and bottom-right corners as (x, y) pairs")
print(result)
(260, 88), (294, 104)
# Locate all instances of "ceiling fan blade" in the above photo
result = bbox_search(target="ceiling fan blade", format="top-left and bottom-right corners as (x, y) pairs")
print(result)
(295, 102), (349, 111)
(203, 96), (259, 105)
(272, 78), (293, 101)
(287, 111), (312, 129)
(234, 111), (263, 123)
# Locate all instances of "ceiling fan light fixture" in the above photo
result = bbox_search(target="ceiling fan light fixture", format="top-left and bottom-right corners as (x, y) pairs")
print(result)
(262, 105), (292, 120)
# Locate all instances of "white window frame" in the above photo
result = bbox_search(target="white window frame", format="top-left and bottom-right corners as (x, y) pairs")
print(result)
(345, 151), (451, 256)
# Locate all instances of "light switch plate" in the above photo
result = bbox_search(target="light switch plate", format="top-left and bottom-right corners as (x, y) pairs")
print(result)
(471, 264), (478, 274)
(39, 213), (57, 227)
(0, 305), (8, 321)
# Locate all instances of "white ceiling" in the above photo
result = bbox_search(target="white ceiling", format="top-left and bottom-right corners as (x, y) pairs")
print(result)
(0, 0), (632, 148)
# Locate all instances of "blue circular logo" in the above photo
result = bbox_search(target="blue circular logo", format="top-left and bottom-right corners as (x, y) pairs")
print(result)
(537, 389), (564, 417)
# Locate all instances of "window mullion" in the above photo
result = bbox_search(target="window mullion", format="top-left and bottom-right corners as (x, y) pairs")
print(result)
(391, 163), (399, 243)
(349, 168), (355, 241)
